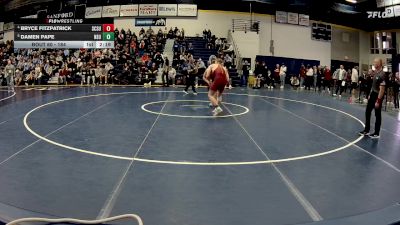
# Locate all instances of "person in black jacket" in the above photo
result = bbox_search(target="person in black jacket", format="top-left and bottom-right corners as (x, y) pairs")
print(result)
(394, 72), (399, 109)
(153, 52), (164, 68)
(183, 60), (198, 95)
(241, 60), (250, 87)
(261, 61), (269, 88)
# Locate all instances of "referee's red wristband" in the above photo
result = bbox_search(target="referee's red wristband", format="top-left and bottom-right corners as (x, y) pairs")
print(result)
(376, 98), (383, 105)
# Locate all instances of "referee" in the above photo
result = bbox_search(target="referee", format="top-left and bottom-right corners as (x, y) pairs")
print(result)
(359, 58), (386, 139)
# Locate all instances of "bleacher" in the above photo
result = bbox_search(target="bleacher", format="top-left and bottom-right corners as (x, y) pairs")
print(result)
(172, 36), (242, 87)
(185, 37), (218, 61)
(228, 68), (241, 87)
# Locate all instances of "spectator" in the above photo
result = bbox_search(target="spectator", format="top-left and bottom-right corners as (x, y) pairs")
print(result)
(181, 28), (185, 38)
(313, 65), (318, 90)
(224, 54), (233, 69)
(305, 65), (313, 90)
(187, 43), (194, 55)
(198, 58), (206, 74)
(215, 38), (222, 50)
(322, 66), (332, 93)
(299, 64), (306, 88)
(334, 65), (346, 97)
(141, 53), (150, 63)
(4, 60), (15, 92)
(138, 41), (146, 56)
(223, 43), (234, 54)
(279, 63), (287, 89)
(153, 52), (164, 68)
(26, 70), (35, 86)
(168, 28), (174, 39)
(290, 75), (300, 90)
(316, 66), (323, 92)
(99, 65), (108, 85)
(274, 64), (280, 87)
(59, 64), (69, 85)
(351, 66), (359, 97)
(393, 72), (399, 109)
(14, 69), (23, 86)
(203, 29), (208, 39)
(254, 61), (264, 89)
(242, 60), (250, 87)
(163, 65), (176, 87)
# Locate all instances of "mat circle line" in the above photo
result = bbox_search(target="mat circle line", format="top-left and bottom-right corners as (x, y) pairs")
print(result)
(141, 100), (249, 118)
(23, 91), (365, 166)
(0, 91), (16, 102)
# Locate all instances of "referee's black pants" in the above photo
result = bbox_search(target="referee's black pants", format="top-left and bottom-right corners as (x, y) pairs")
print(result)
(364, 91), (382, 135)
(184, 74), (197, 93)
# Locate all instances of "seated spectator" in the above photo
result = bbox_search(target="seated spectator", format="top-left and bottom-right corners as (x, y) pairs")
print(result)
(157, 28), (163, 38)
(139, 28), (145, 36)
(290, 76), (300, 90)
(138, 41), (146, 56)
(78, 62), (88, 85)
(180, 54), (186, 65)
(99, 65), (108, 85)
(94, 65), (102, 85)
(187, 43), (194, 55)
(173, 40), (179, 53)
(139, 62), (149, 82)
(215, 38), (222, 50)
(26, 70), (35, 86)
(141, 53), (150, 63)
(105, 61), (114, 73)
(168, 27), (174, 39)
(147, 27), (154, 36)
(87, 62), (96, 86)
(153, 52), (164, 68)
(14, 69), (23, 86)
(253, 61), (264, 89)
(206, 42), (213, 49)
(198, 58), (206, 75)
(117, 31), (125, 45)
(163, 65), (176, 87)
(59, 64), (69, 85)
(173, 52), (180, 67)
(223, 43), (234, 54)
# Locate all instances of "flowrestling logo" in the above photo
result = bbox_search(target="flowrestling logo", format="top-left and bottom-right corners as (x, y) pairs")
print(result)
(367, 6), (398, 18)
(47, 19), (83, 23)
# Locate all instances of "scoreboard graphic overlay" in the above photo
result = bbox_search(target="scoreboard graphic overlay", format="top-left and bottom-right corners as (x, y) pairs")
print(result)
(14, 19), (115, 49)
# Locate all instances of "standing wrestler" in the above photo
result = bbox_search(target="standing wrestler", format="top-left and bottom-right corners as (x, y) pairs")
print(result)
(203, 58), (229, 116)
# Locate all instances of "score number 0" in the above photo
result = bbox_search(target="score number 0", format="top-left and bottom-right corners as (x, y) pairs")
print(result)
(103, 24), (114, 32)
